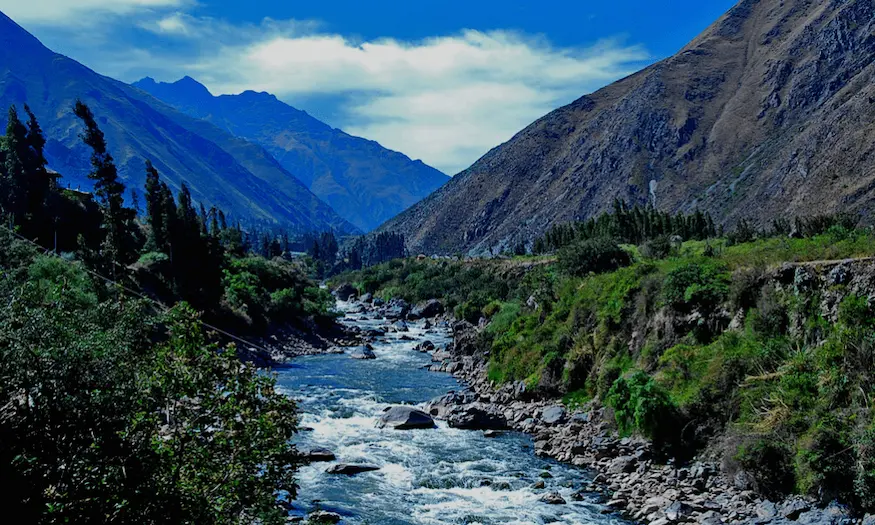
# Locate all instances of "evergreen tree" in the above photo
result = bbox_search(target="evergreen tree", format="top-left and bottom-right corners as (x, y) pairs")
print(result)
(2, 106), (28, 225)
(144, 160), (166, 252)
(74, 100), (135, 267)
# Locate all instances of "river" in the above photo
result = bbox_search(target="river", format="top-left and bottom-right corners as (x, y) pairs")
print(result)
(275, 301), (630, 525)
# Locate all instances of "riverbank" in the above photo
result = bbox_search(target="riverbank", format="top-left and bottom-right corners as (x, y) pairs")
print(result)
(340, 293), (869, 525)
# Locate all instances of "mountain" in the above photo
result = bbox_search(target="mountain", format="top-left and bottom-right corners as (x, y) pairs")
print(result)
(381, 0), (875, 255)
(0, 11), (357, 235)
(132, 77), (449, 232)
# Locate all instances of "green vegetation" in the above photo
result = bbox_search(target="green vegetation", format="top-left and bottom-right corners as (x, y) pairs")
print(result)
(0, 103), (326, 522)
(0, 230), (298, 524)
(335, 215), (875, 511)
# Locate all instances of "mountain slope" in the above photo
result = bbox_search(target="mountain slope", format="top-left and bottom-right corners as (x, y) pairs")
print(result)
(132, 77), (449, 232)
(382, 0), (875, 254)
(0, 11), (356, 234)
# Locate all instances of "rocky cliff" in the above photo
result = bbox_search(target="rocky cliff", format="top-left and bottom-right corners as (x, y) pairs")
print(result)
(382, 0), (875, 254)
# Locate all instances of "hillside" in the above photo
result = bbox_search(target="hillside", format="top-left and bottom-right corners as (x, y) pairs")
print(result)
(0, 11), (356, 234)
(133, 77), (449, 232)
(381, 0), (875, 254)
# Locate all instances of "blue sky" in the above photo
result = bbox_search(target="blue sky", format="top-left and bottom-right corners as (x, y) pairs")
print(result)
(0, 0), (737, 174)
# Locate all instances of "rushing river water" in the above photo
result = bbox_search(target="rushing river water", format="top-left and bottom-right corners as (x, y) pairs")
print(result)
(275, 303), (629, 525)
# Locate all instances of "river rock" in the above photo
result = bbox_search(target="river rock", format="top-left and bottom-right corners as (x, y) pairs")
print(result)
(377, 406), (436, 430)
(307, 511), (342, 524)
(325, 463), (380, 475)
(349, 345), (377, 360)
(385, 299), (410, 319)
(451, 321), (479, 355)
(391, 321), (409, 333)
(334, 283), (357, 301)
(415, 340), (435, 353)
(373, 297), (385, 307)
(446, 406), (508, 430)
(360, 292), (373, 303)
(541, 406), (566, 425)
(298, 446), (336, 462)
(411, 299), (445, 320)
(540, 492), (566, 505)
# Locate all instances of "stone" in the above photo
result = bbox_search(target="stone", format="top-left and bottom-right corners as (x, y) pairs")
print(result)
(360, 292), (373, 303)
(349, 345), (377, 360)
(391, 321), (409, 332)
(483, 430), (502, 438)
(307, 511), (341, 524)
(540, 492), (566, 505)
(333, 283), (357, 301)
(297, 447), (335, 462)
(411, 299), (445, 319)
(664, 500), (693, 521)
(325, 463), (380, 475)
(445, 406), (508, 430)
(415, 340), (435, 353)
(541, 406), (567, 425)
(780, 498), (811, 520)
(377, 406), (436, 430)
(608, 455), (637, 474)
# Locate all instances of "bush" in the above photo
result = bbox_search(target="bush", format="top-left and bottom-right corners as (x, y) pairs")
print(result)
(640, 235), (673, 259)
(663, 261), (729, 312)
(557, 237), (631, 277)
(734, 439), (795, 499)
(606, 371), (680, 449)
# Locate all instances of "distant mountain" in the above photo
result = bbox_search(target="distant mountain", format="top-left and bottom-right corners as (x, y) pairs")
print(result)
(133, 77), (449, 232)
(0, 11), (357, 235)
(382, 0), (875, 255)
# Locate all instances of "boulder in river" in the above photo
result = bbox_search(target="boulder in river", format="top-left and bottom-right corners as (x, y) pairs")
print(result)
(391, 320), (409, 333)
(333, 283), (358, 301)
(539, 492), (567, 505)
(298, 446), (336, 462)
(409, 299), (445, 320)
(385, 298), (410, 319)
(415, 340), (435, 353)
(445, 405), (508, 430)
(360, 292), (373, 303)
(377, 406), (436, 430)
(349, 345), (377, 360)
(325, 463), (381, 475)
(307, 510), (342, 523)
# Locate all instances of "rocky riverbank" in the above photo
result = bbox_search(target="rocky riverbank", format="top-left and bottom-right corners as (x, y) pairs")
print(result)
(343, 291), (871, 525)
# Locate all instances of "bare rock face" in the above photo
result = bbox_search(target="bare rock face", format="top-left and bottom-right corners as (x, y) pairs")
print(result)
(381, 0), (875, 255)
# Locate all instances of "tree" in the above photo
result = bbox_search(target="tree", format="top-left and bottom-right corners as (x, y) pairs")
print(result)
(22, 105), (54, 222)
(144, 160), (167, 252)
(2, 106), (28, 225)
(74, 100), (135, 268)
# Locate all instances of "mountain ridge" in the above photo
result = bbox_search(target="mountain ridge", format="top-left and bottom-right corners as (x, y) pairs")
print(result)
(380, 0), (875, 255)
(133, 76), (449, 232)
(0, 10), (357, 234)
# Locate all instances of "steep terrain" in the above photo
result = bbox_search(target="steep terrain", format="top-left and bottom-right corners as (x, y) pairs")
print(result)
(382, 0), (875, 254)
(133, 77), (449, 232)
(0, 11), (356, 234)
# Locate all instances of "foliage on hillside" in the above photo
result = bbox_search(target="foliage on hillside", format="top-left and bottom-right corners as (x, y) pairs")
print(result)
(0, 229), (299, 524)
(0, 103), (327, 521)
(334, 219), (875, 511)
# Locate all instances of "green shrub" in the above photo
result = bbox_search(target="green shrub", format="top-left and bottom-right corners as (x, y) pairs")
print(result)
(640, 235), (673, 259)
(557, 237), (631, 277)
(735, 439), (795, 499)
(662, 261), (729, 312)
(606, 371), (680, 448)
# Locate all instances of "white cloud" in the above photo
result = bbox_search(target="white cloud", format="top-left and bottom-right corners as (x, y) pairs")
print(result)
(1, 1), (650, 174)
(181, 29), (648, 174)
(0, 0), (185, 24)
